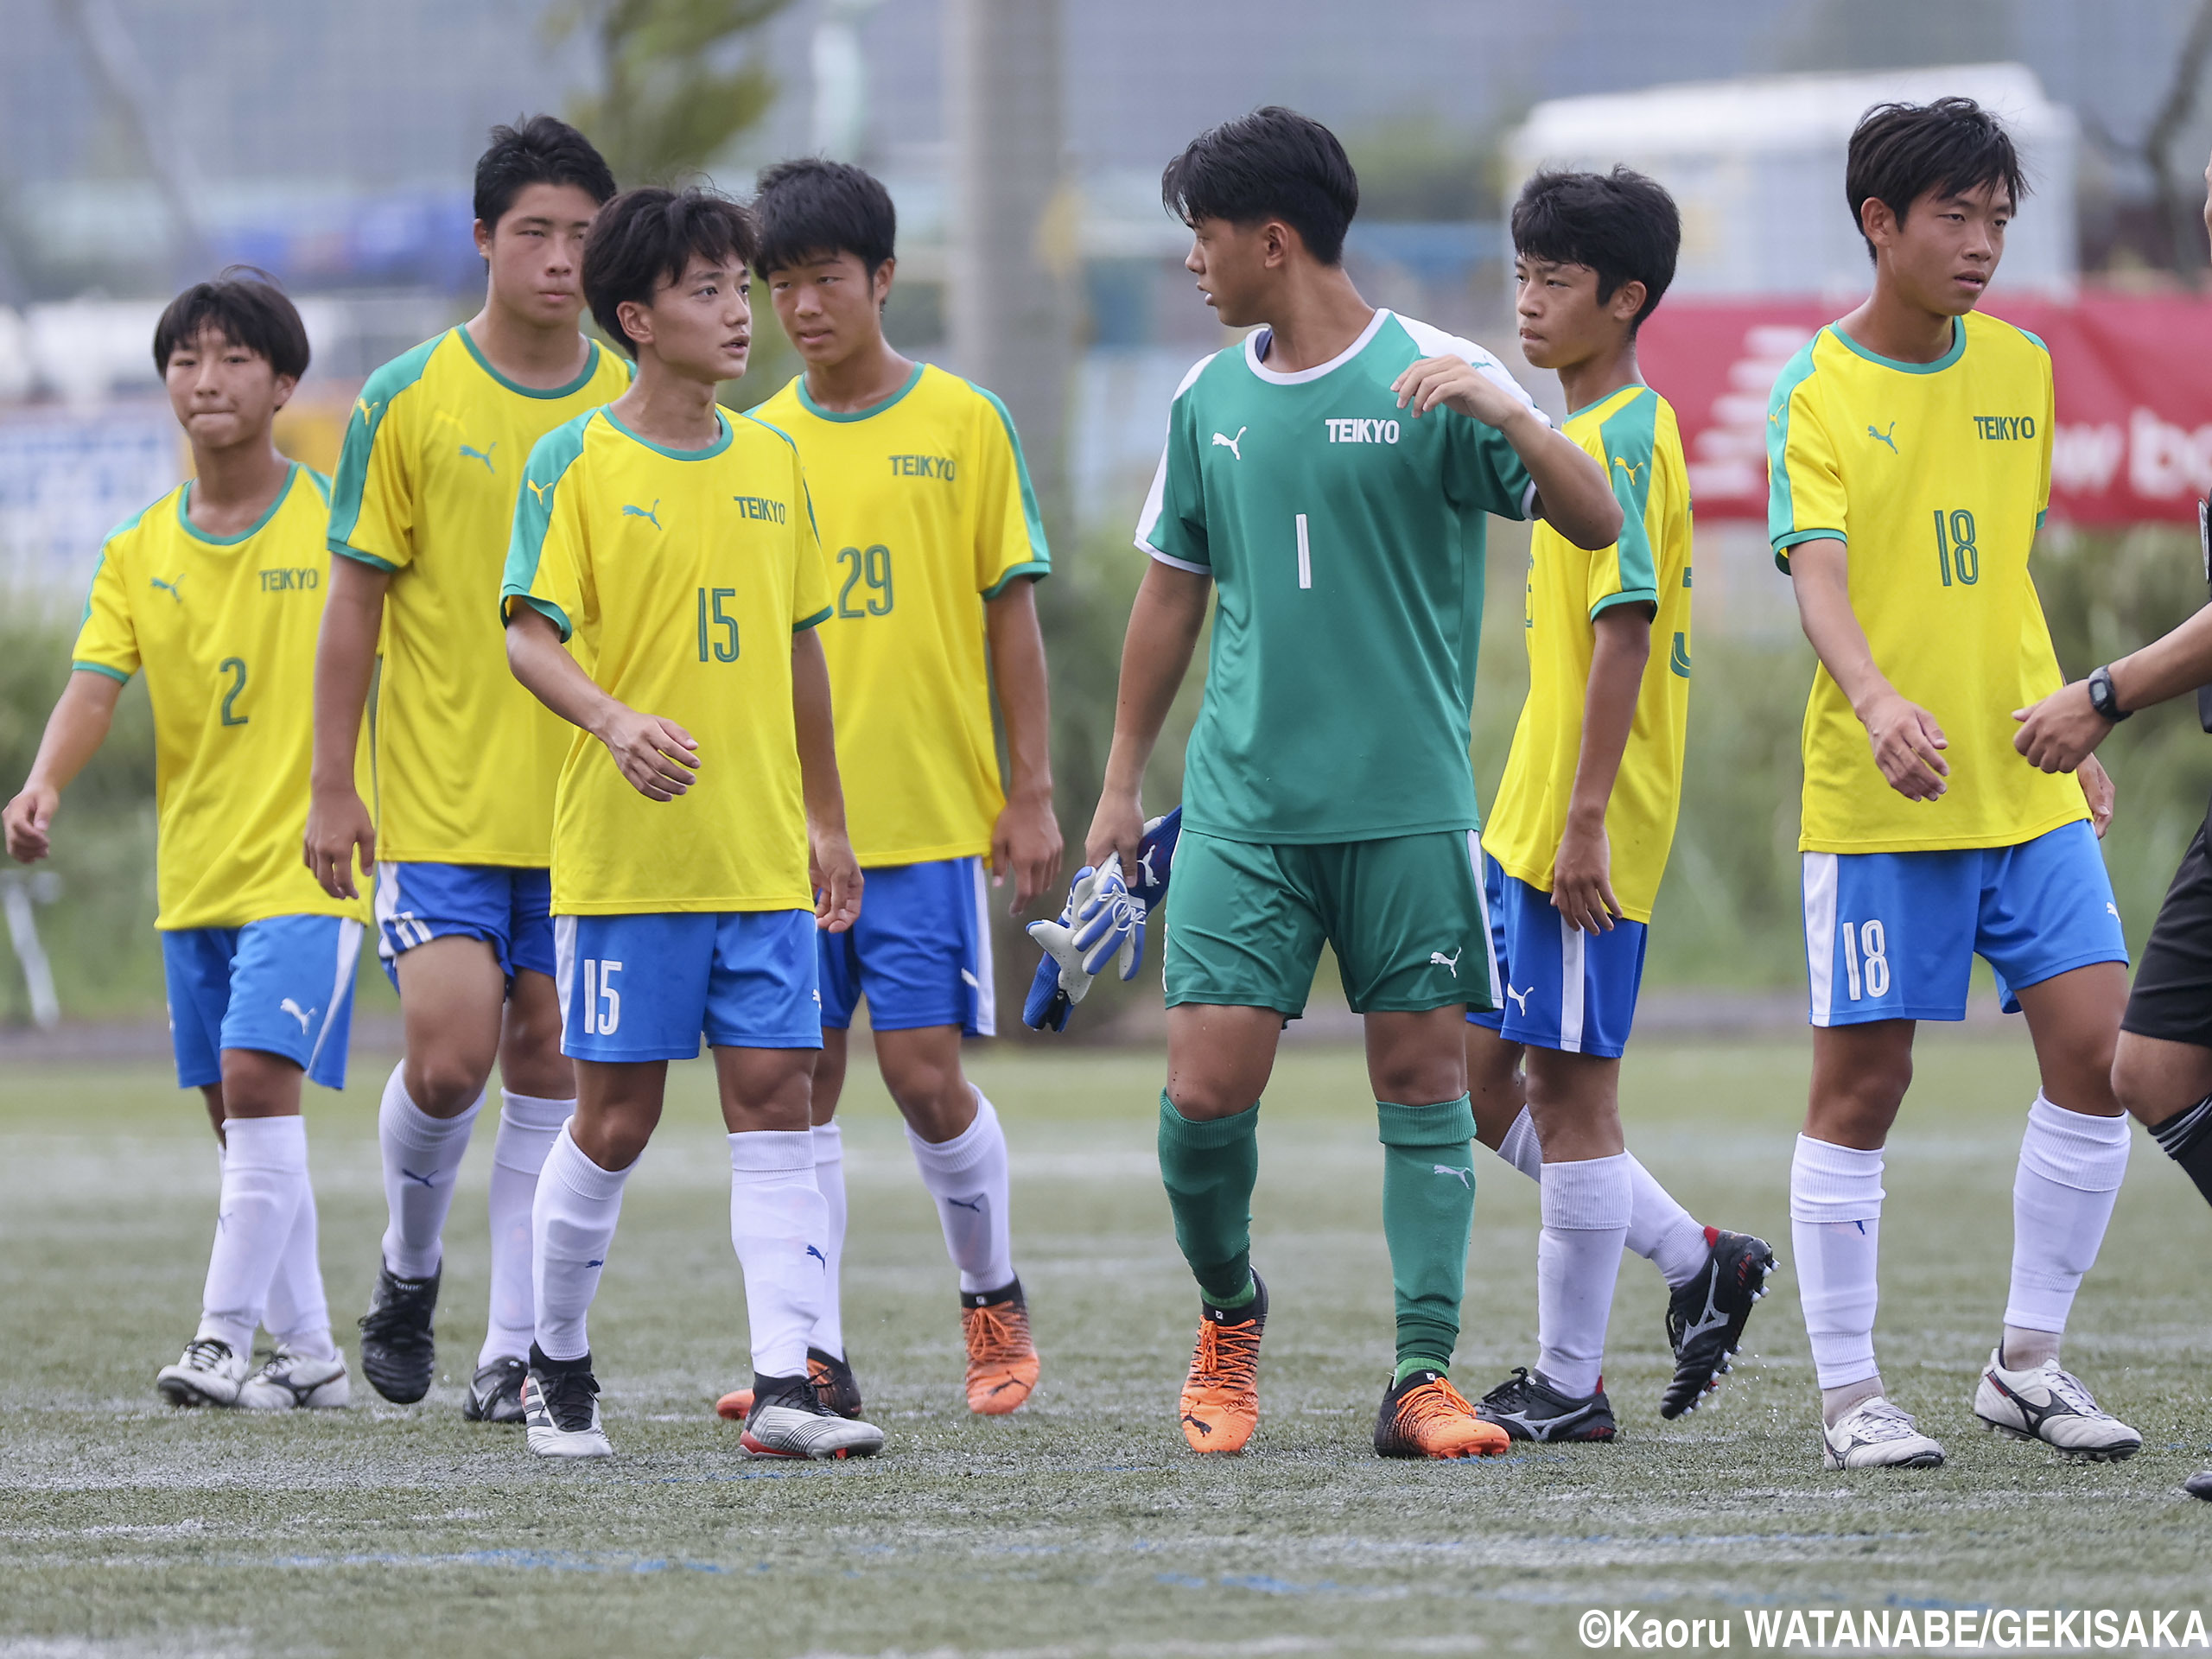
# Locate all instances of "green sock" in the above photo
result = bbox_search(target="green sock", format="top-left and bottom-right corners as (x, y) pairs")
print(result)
(1377, 1095), (1477, 1371)
(1157, 1091), (1260, 1306)
(1393, 1357), (1452, 1387)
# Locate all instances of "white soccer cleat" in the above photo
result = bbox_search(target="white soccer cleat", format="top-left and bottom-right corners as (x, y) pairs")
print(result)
(741, 1382), (885, 1460)
(238, 1345), (352, 1410)
(156, 1338), (250, 1408)
(522, 1365), (613, 1459)
(1974, 1349), (2141, 1462)
(1820, 1395), (1946, 1469)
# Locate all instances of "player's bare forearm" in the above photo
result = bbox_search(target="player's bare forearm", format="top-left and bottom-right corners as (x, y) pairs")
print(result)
(1789, 537), (1949, 801)
(985, 579), (1063, 910)
(3, 671), (123, 864)
(2016, 604), (2212, 772)
(791, 629), (861, 931)
(1553, 607), (1650, 932)
(309, 557), (385, 795)
(1087, 561), (1208, 871)
(1511, 413), (1622, 552)
(507, 607), (698, 802)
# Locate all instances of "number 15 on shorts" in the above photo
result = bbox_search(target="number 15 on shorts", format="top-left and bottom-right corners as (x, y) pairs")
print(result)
(1840, 918), (1890, 1001)
(581, 958), (623, 1035)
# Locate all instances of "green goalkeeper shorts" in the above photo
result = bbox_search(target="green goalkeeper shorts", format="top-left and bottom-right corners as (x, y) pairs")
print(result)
(1162, 827), (1497, 1017)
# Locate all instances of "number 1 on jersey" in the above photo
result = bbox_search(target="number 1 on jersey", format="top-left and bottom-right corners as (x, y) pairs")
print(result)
(1294, 513), (1311, 590)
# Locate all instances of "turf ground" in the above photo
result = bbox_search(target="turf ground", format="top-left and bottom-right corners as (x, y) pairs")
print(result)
(3, 1031), (2210, 1658)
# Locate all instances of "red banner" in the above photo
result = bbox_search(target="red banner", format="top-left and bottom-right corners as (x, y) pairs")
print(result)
(1636, 293), (2212, 525)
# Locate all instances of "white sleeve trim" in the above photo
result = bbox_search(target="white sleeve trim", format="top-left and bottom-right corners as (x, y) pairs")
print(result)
(1521, 478), (1541, 519)
(1131, 351), (1219, 558)
(1141, 543), (1213, 576)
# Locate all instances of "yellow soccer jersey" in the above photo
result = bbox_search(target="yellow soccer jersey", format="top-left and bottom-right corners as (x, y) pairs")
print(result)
(327, 327), (632, 867)
(72, 465), (370, 931)
(1769, 311), (2083, 854)
(1485, 385), (1692, 925)
(749, 364), (1049, 867)
(501, 406), (832, 914)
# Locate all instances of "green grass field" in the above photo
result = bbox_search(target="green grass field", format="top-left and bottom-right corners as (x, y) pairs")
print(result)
(3, 1033), (2210, 1658)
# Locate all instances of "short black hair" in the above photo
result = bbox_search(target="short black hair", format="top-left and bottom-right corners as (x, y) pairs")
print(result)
(753, 158), (897, 277)
(583, 187), (759, 357)
(1161, 106), (1358, 266)
(474, 114), (618, 231)
(152, 267), (310, 380)
(1847, 96), (2027, 262)
(1510, 167), (1681, 330)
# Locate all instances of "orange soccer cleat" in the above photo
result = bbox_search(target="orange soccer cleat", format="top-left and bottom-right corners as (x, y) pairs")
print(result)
(714, 1347), (863, 1422)
(1177, 1271), (1268, 1453)
(1374, 1368), (1512, 1459)
(961, 1281), (1041, 1414)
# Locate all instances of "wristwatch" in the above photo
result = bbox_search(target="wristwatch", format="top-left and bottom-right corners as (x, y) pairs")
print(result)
(2088, 664), (2132, 722)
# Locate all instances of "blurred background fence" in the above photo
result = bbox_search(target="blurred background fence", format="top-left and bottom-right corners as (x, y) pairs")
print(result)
(7, 0), (2212, 1029)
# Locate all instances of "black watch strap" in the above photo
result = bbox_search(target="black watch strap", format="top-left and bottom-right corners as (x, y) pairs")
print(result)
(2088, 664), (2131, 722)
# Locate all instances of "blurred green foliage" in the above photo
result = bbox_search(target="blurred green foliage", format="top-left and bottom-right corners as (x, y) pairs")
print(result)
(552, 0), (791, 188)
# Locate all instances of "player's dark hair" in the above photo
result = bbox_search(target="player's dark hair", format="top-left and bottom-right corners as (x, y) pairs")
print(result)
(1161, 106), (1358, 266)
(1847, 96), (2027, 262)
(152, 267), (310, 380)
(583, 186), (759, 358)
(474, 114), (618, 230)
(1510, 167), (1681, 331)
(752, 158), (897, 277)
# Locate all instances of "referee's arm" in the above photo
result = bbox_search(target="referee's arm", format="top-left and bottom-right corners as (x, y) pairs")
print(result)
(2015, 603), (2212, 772)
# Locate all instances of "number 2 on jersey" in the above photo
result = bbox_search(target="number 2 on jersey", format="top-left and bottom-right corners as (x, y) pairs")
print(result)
(1932, 508), (1979, 587)
(218, 657), (249, 726)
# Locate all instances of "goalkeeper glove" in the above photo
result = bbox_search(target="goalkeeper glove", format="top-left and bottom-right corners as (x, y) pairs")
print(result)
(1020, 807), (1182, 1032)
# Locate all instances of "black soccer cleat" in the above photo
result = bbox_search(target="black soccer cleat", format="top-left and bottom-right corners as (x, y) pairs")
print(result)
(1660, 1227), (1775, 1420)
(804, 1345), (866, 1420)
(357, 1262), (440, 1404)
(463, 1355), (530, 1424)
(1475, 1366), (1618, 1443)
(2186, 1469), (2212, 1502)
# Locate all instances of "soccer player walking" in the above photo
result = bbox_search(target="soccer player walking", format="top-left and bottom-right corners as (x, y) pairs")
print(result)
(501, 186), (880, 1462)
(707, 159), (1056, 1427)
(1086, 109), (1622, 1459)
(1464, 168), (1774, 1443)
(5, 275), (365, 1410)
(1770, 98), (2139, 1469)
(304, 118), (629, 1422)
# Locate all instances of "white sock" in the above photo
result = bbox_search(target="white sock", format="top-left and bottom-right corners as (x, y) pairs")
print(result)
(1624, 1155), (1712, 1288)
(377, 1063), (483, 1280)
(907, 1090), (1015, 1294)
(1535, 1152), (1633, 1398)
(260, 1161), (337, 1362)
(728, 1130), (829, 1379)
(809, 1122), (848, 1360)
(198, 1116), (309, 1357)
(2005, 1092), (2130, 1342)
(1496, 1106), (1709, 1288)
(1494, 1105), (1542, 1179)
(480, 1090), (572, 1368)
(1789, 1135), (1885, 1390)
(531, 1123), (633, 1363)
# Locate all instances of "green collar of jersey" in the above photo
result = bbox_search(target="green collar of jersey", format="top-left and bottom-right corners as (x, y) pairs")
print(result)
(794, 360), (925, 423)
(601, 404), (734, 461)
(1826, 315), (1965, 375)
(454, 326), (607, 400)
(175, 461), (299, 547)
(1565, 383), (1650, 423)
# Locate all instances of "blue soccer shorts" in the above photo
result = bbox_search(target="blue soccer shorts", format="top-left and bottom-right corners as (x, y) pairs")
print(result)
(162, 915), (365, 1091)
(372, 861), (555, 988)
(553, 910), (823, 1062)
(1802, 819), (2128, 1027)
(818, 855), (995, 1037)
(1465, 853), (1649, 1059)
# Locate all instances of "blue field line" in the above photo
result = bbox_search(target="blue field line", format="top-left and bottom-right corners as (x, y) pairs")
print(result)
(1156, 1571), (1399, 1599)
(257, 1548), (730, 1574)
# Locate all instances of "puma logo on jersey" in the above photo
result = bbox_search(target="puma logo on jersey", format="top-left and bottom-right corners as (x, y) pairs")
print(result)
(1612, 455), (1645, 488)
(150, 575), (184, 603)
(1432, 1164), (1472, 1190)
(1211, 427), (1246, 460)
(1325, 418), (1400, 444)
(622, 499), (661, 529)
(1867, 422), (1898, 453)
(1428, 948), (1460, 977)
(2107, 902), (2121, 920)
(524, 478), (556, 509)
(355, 397), (384, 424)
(1505, 984), (1532, 1016)
(280, 998), (316, 1033)
(460, 442), (497, 472)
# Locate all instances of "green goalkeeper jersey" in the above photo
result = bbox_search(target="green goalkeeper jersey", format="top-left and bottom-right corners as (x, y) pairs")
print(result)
(1135, 308), (1541, 844)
